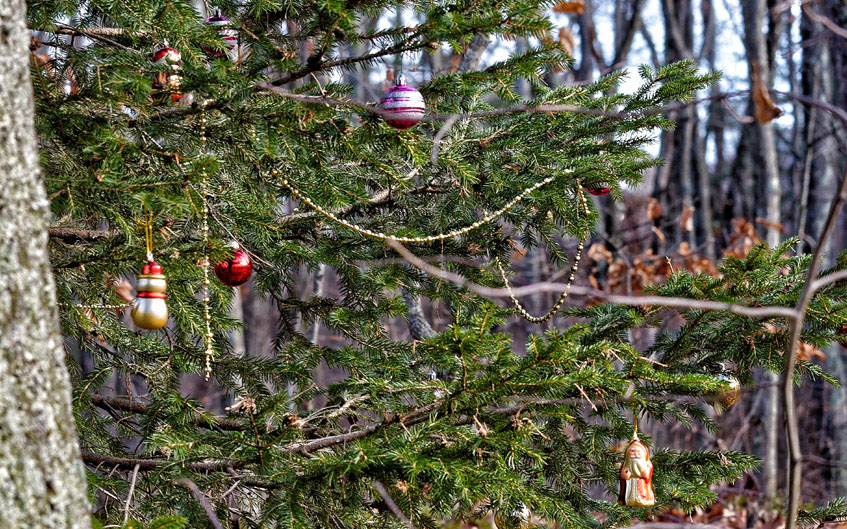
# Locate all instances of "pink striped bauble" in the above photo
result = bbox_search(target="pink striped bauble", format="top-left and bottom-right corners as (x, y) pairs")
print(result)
(378, 75), (425, 129)
(202, 13), (238, 58)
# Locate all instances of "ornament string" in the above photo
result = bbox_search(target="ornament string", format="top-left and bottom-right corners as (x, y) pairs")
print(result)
(273, 168), (560, 243)
(63, 211), (158, 312)
(494, 186), (592, 324)
(199, 110), (215, 381)
(144, 210), (154, 261)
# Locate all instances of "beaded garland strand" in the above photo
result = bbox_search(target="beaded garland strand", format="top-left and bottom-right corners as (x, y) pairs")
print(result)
(495, 187), (591, 324)
(273, 169), (559, 243)
(275, 168), (591, 323)
(199, 109), (215, 381)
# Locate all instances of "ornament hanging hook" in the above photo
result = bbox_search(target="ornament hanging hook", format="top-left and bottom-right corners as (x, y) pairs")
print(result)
(631, 404), (640, 441)
(144, 210), (154, 262)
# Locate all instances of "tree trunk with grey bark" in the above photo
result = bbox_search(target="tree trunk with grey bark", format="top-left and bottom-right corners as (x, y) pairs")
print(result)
(0, 1), (92, 526)
(741, 0), (782, 499)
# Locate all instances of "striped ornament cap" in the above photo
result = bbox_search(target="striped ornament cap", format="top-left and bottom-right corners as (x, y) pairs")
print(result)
(378, 74), (425, 129)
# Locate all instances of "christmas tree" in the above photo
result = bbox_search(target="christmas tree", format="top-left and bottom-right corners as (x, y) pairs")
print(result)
(26, 0), (847, 527)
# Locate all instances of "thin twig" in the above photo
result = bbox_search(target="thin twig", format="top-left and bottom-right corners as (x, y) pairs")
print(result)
(122, 463), (140, 526)
(259, 82), (750, 123)
(90, 394), (244, 431)
(782, 169), (847, 529)
(372, 480), (416, 529)
(174, 478), (225, 529)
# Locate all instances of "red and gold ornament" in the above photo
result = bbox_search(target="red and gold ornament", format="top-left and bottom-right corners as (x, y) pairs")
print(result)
(618, 433), (655, 507)
(378, 74), (425, 129)
(215, 242), (253, 287)
(838, 325), (847, 350)
(131, 259), (169, 330)
(584, 183), (611, 196)
(151, 44), (182, 102)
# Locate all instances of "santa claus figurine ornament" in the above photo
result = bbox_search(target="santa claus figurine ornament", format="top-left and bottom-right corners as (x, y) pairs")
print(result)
(378, 74), (425, 129)
(618, 431), (655, 507)
(215, 241), (253, 287)
(131, 258), (169, 330)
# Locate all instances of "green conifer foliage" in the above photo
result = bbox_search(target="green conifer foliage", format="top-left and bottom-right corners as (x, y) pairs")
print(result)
(26, 0), (847, 527)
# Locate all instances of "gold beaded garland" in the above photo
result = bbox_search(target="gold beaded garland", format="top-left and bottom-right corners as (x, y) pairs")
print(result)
(199, 109), (215, 381)
(274, 168), (558, 243)
(273, 168), (593, 325)
(495, 186), (592, 324)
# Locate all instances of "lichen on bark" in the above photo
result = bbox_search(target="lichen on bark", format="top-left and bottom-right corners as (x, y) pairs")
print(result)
(0, 1), (92, 527)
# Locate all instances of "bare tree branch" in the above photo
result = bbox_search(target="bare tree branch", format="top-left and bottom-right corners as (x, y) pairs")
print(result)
(90, 394), (244, 431)
(384, 239), (800, 319)
(373, 480), (416, 529)
(174, 478), (225, 529)
(801, 2), (847, 40)
(783, 169), (847, 529)
(122, 463), (140, 526)
(48, 226), (117, 241)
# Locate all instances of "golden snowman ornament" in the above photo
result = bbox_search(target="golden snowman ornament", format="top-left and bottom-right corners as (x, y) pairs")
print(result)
(618, 433), (655, 507)
(131, 259), (168, 329)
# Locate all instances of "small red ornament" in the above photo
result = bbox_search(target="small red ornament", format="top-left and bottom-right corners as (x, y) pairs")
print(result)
(584, 184), (611, 196)
(378, 74), (425, 129)
(838, 325), (847, 350)
(151, 44), (182, 103)
(215, 243), (253, 286)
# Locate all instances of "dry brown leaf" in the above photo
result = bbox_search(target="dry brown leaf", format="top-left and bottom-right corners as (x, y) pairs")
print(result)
(552, 0), (585, 14)
(751, 64), (783, 123)
(755, 217), (785, 233)
(558, 27), (575, 55)
(586, 243), (612, 264)
(798, 341), (826, 362)
(113, 278), (134, 303)
(588, 273), (600, 290)
(724, 218), (762, 259)
(680, 205), (695, 232)
(647, 197), (662, 221)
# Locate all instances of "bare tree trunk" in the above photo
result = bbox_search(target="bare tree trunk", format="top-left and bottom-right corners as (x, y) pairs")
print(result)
(808, 0), (847, 498)
(657, 0), (697, 249)
(741, 0), (782, 499)
(0, 1), (92, 526)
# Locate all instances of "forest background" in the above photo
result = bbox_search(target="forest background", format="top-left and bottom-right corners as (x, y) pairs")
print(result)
(15, 0), (847, 526)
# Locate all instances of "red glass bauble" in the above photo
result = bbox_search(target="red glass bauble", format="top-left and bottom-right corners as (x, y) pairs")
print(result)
(838, 325), (847, 350)
(584, 185), (611, 197)
(215, 249), (253, 286)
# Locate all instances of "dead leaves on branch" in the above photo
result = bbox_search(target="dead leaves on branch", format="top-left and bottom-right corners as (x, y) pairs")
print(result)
(587, 240), (718, 296)
(552, 0), (586, 14)
(751, 63), (783, 124)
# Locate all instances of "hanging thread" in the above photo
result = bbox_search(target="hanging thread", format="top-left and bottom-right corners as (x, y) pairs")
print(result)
(494, 186), (592, 324)
(199, 109), (215, 381)
(144, 210), (154, 261)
